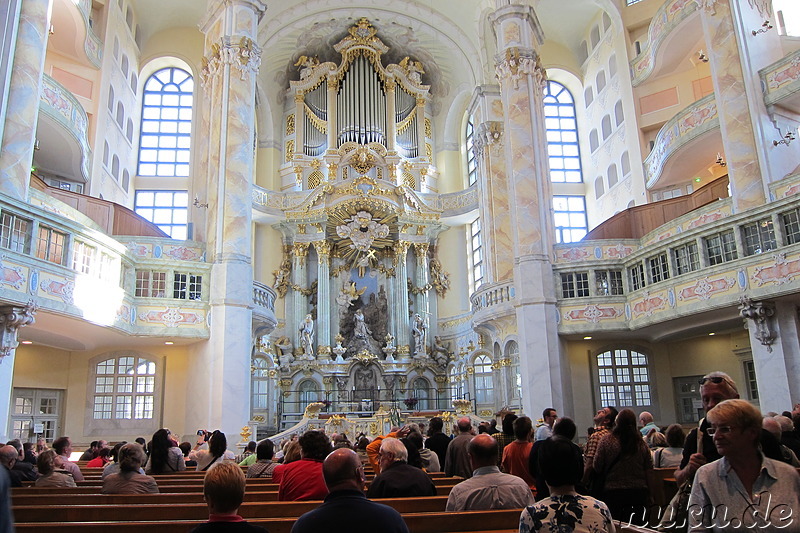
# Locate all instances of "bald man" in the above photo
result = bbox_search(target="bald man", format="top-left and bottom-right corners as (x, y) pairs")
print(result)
(444, 417), (474, 478)
(0, 446), (22, 488)
(445, 434), (533, 511)
(291, 448), (409, 533)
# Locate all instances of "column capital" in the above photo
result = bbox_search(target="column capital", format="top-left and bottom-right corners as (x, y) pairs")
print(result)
(413, 242), (429, 259)
(495, 47), (546, 90)
(0, 301), (37, 360)
(739, 297), (776, 352)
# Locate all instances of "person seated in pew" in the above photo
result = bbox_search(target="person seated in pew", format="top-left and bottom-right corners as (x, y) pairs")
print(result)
(406, 432), (440, 472)
(653, 424), (684, 468)
(236, 441), (257, 464)
(0, 465), (13, 533)
(146, 428), (186, 474)
(79, 441), (99, 462)
(103, 442), (145, 479)
(22, 442), (37, 466)
(246, 440), (277, 479)
(276, 430), (331, 501)
(35, 449), (76, 487)
(519, 436), (614, 533)
(52, 436), (84, 482)
(102, 443), (159, 494)
(0, 446), (23, 487)
(191, 430), (236, 472)
(190, 462), (269, 533)
(366, 437), (436, 498)
(86, 446), (111, 468)
(291, 448), (409, 533)
(180, 441), (198, 467)
(6, 440), (37, 482)
(445, 434), (534, 512)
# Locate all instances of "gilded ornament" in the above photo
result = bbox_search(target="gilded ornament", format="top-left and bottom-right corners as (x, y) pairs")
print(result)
(252, 415), (265, 423)
(286, 114), (295, 135)
(453, 399), (473, 415)
(479, 410), (494, 418)
(286, 141), (294, 162)
(292, 242), (310, 258)
(425, 118), (432, 138)
(318, 345), (332, 355)
(353, 349), (378, 365)
(369, 422), (379, 434)
(240, 426), (252, 441)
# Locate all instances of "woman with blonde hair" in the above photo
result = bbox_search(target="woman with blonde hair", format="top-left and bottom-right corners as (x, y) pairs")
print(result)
(688, 399), (800, 531)
(102, 443), (159, 494)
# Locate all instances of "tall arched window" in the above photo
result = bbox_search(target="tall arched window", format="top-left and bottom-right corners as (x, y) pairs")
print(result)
(298, 379), (319, 409)
(138, 67), (193, 177)
(505, 341), (521, 404)
(252, 357), (271, 410)
(473, 355), (494, 403)
(465, 116), (478, 186)
(92, 355), (156, 420)
(449, 365), (459, 402)
(596, 348), (652, 407)
(543, 81), (582, 183)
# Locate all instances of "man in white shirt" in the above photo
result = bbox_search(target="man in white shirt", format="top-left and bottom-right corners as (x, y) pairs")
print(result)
(445, 434), (533, 511)
(52, 436), (84, 481)
(534, 408), (557, 441)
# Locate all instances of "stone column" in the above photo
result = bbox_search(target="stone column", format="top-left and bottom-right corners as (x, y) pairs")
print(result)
(394, 241), (411, 355)
(695, 0), (767, 211)
(187, 0), (266, 439)
(0, 0), (52, 201)
(740, 298), (800, 413)
(314, 240), (331, 359)
(0, 302), (36, 442)
(413, 242), (430, 324)
(490, 3), (572, 418)
(291, 242), (309, 354)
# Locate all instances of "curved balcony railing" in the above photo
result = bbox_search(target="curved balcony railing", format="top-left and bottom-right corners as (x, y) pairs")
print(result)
(252, 280), (278, 336)
(76, 0), (103, 68)
(39, 74), (91, 181)
(630, 0), (699, 86)
(253, 281), (276, 312)
(760, 47), (800, 108)
(418, 184), (478, 216)
(644, 94), (718, 188)
(470, 281), (516, 313)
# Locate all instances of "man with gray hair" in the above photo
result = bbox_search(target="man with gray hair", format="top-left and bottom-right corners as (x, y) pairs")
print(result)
(444, 417), (474, 478)
(638, 411), (658, 436)
(674, 371), (784, 485)
(366, 437), (436, 498)
(0, 446), (22, 487)
(6, 439), (37, 482)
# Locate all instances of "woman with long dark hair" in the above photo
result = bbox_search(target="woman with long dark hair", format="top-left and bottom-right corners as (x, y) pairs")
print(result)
(146, 428), (186, 474)
(591, 408), (655, 524)
(190, 430), (235, 471)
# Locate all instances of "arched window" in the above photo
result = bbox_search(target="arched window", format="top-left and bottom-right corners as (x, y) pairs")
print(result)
(130, 72), (138, 93)
(543, 81), (582, 183)
(115, 102), (124, 127)
(412, 377), (430, 411)
(590, 25), (601, 48)
(621, 151), (631, 176)
(103, 142), (110, 167)
(125, 118), (133, 143)
(121, 55), (129, 76)
(584, 87), (593, 107)
(596, 348), (651, 407)
(473, 355), (494, 403)
(595, 176), (605, 197)
(92, 355), (156, 420)
(505, 341), (521, 404)
(138, 67), (193, 177)
(465, 116), (478, 186)
(578, 41), (589, 64)
(113, 38), (120, 60)
(602, 12), (612, 32)
(596, 71), (607, 93)
(601, 115), (612, 140)
(122, 170), (130, 192)
(614, 101), (624, 127)
(553, 195), (588, 243)
(608, 54), (618, 79)
(298, 379), (319, 409)
(107, 86), (114, 113)
(125, 6), (133, 30)
(589, 130), (599, 152)
(252, 357), (271, 410)
(607, 164), (618, 188)
(449, 365), (459, 402)
(111, 155), (120, 180)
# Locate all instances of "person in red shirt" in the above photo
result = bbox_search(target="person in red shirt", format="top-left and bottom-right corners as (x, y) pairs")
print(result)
(277, 430), (332, 501)
(86, 447), (111, 468)
(500, 416), (536, 491)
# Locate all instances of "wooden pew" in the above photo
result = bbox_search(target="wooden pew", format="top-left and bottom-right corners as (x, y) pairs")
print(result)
(14, 508), (523, 533)
(13, 495), (451, 522)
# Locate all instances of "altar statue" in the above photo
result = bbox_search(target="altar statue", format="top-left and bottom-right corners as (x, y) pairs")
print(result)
(412, 313), (427, 356)
(299, 314), (314, 357)
(353, 308), (371, 340)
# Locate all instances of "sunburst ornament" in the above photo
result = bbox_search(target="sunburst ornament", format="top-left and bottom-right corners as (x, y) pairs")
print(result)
(335, 210), (389, 252)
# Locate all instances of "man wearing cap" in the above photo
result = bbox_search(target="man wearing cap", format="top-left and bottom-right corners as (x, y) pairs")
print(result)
(674, 371), (784, 486)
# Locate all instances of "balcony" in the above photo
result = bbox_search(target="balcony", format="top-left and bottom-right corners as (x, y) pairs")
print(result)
(554, 173), (800, 337)
(36, 74), (91, 183)
(630, 0), (701, 86)
(760, 47), (800, 115)
(49, 0), (103, 68)
(253, 280), (278, 337)
(643, 94), (721, 190)
(470, 281), (516, 327)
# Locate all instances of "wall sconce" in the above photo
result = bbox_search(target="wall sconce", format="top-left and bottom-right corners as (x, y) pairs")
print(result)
(697, 50), (709, 63)
(33, 139), (40, 151)
(715, 153), (726, 167)
(752, 20), (773, 36)
(773, 130), (796, 147)
(193, 196), (208, 208)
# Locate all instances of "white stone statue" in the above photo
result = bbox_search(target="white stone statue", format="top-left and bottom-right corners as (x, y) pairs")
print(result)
(353, 308), (371, 340)
(299, 314), (314, 357)
(412, 313), (427, 356)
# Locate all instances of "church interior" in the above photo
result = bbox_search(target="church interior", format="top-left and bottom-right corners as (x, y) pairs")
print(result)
(1, 0), (799, 447)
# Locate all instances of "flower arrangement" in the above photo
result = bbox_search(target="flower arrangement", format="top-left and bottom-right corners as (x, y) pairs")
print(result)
(403, 397), (418, 409)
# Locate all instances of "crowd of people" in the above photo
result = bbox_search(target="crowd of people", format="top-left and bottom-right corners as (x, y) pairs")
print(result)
(3, 369), (800, 532)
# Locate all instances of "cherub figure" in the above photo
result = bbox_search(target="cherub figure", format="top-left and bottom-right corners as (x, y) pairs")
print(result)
(399, 56), (424, 84)
(294, 55), (320, 79)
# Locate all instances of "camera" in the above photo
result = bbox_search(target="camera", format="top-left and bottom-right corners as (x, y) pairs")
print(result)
(197, 429), (209, 441)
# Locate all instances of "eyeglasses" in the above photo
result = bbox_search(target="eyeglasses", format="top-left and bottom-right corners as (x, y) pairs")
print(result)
(706, 426), (735, 436)
(699, 376), (726, 385)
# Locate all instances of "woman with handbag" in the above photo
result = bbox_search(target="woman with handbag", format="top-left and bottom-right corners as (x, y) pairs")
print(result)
(592, 409), (655, 525)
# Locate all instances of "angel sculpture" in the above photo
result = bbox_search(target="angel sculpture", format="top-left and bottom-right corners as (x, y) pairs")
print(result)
(399, 56), (424, 84)
(294, 55), (320, 79)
